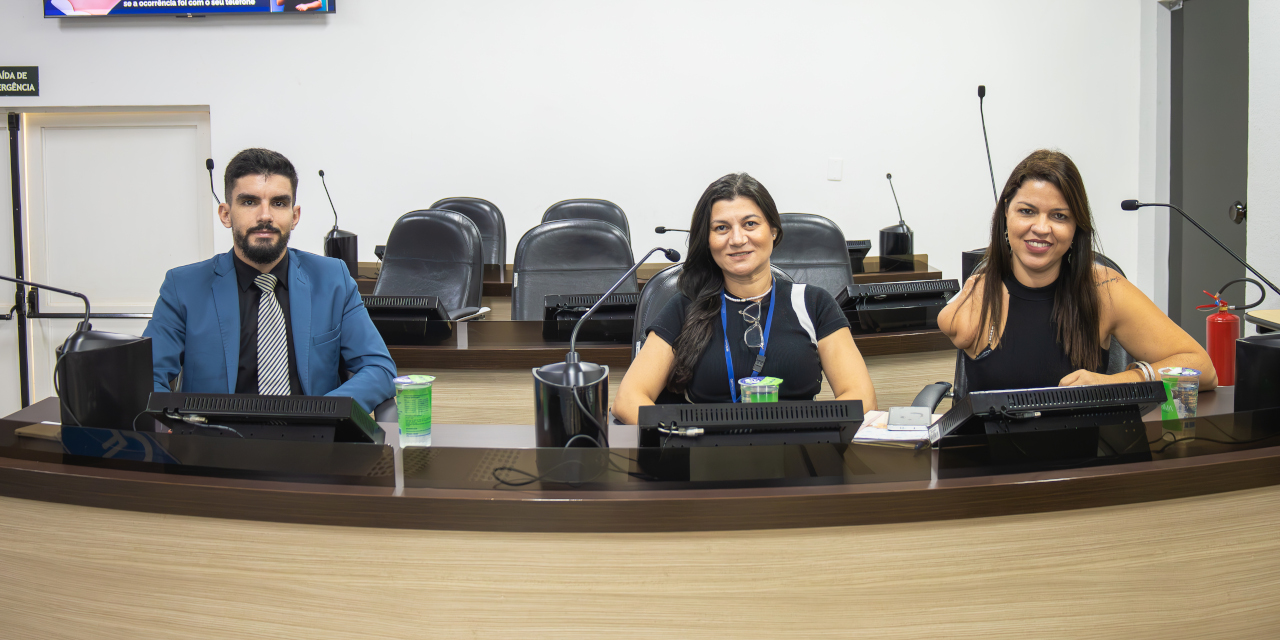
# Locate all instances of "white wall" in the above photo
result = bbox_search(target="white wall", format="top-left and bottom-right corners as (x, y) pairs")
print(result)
(1249, 2), (1280, 334)
(1, 0), (1158, 277)
(0, 1), (1170, 413)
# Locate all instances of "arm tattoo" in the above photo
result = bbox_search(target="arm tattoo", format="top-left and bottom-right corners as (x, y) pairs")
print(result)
(1096, 277), (1119, 287)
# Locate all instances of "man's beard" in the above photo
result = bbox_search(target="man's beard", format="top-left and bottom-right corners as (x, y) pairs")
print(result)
(234, 223), (291, 265)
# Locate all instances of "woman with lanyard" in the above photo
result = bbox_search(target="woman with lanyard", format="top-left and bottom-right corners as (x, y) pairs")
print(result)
(613, 173), (877, 425)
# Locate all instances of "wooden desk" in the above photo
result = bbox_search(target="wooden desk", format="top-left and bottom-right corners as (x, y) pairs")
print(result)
(386, 320), (953, 369)
(1, 398), (1279, 638)
(357, 255), (945, 296)
(1246, 308), (1280, 332)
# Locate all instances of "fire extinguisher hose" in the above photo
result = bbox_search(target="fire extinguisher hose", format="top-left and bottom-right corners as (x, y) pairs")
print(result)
(1214, 278), (1266, 311)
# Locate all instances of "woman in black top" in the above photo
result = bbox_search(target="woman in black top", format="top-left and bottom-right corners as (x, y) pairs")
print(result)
(613, 173), (876, 424)
(939, 149), (1216, 392)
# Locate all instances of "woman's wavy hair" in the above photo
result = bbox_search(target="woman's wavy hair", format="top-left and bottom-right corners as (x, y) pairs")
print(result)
(975, 149), (1102, 371)
(668, 173), (783, 394)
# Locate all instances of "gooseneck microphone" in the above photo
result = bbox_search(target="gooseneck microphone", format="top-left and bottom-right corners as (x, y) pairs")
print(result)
(0, 274), (91, 331)
(318, 169), (338, 231)
(1121, 200), (1279, 296)
(879, 174), (914, 270)
(561, 246), (681, 385)
(655, 226), (689, 234)
(318, 169), (359, 279)
(978, 85), (998, 203)
(887, 173), (906, 226)
(205, 158), (221, 205)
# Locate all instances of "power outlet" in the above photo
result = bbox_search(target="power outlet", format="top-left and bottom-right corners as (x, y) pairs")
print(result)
(827, 158), (843, 181)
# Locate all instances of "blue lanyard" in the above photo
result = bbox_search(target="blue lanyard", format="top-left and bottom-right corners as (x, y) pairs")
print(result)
(721, 282), (776, 403)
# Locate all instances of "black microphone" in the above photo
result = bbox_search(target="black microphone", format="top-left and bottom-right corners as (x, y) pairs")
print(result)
(205, 158), (221, 205)
(318, 169), (337, 231)
(886, 173), (906, 226)
(0, 274), (91, 331)
(561, 246), (681, 385)
(655, 226), (689, 234)
(318, 169), (359, 279)
(1122, 200), (1279, 296)
(978, 85), (998, 203)
(880, 174), (913, 268)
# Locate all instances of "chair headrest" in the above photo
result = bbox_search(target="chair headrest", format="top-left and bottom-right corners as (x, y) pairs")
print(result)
(384, 210), (481, 263)
(515, 219), (634, 272)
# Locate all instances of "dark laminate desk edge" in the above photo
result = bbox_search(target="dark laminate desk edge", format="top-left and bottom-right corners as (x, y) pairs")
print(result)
(359, 257), (944, 297)
(387, 329), (953, 369)
(3, 440), (1279, 533)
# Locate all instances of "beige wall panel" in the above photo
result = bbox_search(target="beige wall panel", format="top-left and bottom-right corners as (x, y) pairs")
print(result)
(2, 484), (1278, 639)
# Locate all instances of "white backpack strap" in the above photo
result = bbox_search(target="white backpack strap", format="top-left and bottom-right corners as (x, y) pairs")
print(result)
(791, 283), (817, 346)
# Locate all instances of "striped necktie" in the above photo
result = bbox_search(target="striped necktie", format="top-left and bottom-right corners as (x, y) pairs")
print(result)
(254, 273), (291, 395)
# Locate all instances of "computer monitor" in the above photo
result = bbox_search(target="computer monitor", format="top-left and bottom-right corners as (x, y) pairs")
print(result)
(638, 400), (864, 447)
(361, 294), (452, 345)
(841, 279), (960, 332)
(56, 330), (152, 431)
(145, 392), (385, 444)
(542, 292), (638, 342)
(929, 381), (1168, 446)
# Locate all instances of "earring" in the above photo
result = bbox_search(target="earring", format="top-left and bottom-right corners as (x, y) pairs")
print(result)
(1004, 230), (1011, 252)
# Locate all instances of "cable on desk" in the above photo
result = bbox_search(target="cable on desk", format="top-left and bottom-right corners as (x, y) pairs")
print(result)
(52, 352), (81, 428)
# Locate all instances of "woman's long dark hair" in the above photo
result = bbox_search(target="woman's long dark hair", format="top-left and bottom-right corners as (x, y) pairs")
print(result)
(975, 149), (1102, 371)
(668, 173), (783, 394)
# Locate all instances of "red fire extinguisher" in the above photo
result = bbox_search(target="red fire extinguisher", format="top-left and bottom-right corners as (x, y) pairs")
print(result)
(1196, 278), (1266, 387)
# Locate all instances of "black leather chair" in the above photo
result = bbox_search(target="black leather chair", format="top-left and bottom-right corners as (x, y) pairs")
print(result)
(429, 197), (506, 270)
(511, 219), (636, 321)
(772, 213), (854, 299)
(373, 210), (485, 321)
(943, 252), (1135, 404)
(631, 263), (796, 360)
(542, 199), (631, 242)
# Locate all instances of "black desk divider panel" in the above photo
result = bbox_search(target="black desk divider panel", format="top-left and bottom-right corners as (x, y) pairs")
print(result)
(543, 292), (639, 342)
(146, 393), (384, 444)
(928, 381), (1168, 447)
(841, 279), (960, 332)
(638, 400), (863, 447)
(361, 294), (452, 345)
(846, 239), (871, 274)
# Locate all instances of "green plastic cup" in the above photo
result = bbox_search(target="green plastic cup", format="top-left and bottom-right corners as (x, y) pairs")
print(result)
(394, 374), (435, 446)
(1158, 367), (1200, 420)
(738, 376), (782, 403)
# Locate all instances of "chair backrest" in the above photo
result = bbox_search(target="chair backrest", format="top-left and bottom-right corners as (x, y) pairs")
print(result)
(511, 219), (636, 321)
(373, 209), (483, 313)
(951, 252), (1133, 399)
(631, 263), (796, 360)
(541, 198), (631, 241)
(771, 213), (853, 298)
(429, 197), (506, 267)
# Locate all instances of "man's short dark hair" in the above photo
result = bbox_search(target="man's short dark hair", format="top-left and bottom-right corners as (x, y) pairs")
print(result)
(223, 148), (299, 204)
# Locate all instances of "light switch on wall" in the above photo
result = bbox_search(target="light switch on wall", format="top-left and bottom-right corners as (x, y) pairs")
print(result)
(827, 158), (843, 181)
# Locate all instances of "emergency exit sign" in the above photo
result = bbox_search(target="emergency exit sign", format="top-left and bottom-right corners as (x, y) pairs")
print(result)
(0, 67), (39, 97)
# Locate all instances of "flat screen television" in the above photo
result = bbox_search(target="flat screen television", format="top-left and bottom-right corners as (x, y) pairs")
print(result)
(45, 0), (334, 17)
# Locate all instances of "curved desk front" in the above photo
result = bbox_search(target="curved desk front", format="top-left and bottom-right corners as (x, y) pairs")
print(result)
(2, 395), (1279, 639)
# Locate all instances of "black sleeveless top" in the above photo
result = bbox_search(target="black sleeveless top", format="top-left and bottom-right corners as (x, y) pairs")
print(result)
(964, 274), (1107, 392)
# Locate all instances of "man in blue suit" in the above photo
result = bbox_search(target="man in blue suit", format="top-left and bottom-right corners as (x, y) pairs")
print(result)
(143, 148), (395, 412)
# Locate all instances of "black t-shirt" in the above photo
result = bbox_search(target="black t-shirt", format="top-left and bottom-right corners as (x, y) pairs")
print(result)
(646, 280), (850, 403)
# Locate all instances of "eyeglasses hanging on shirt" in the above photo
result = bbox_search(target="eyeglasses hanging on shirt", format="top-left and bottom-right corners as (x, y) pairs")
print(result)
(721, 280), (776, 402)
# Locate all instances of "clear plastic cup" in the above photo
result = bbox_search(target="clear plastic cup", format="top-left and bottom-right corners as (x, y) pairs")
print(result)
(738, 376), (782, 403)
(394, 374), (435, 446)
(1158, 367), (1200, 420)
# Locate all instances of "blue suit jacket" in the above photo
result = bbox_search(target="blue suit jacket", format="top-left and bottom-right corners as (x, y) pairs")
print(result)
(143, 249), (396, 411)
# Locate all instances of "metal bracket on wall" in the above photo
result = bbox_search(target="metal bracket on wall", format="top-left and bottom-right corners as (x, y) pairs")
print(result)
(24, 289), (151, 321)
(1159, 0), (1183, 11)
